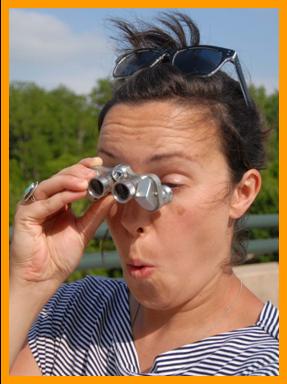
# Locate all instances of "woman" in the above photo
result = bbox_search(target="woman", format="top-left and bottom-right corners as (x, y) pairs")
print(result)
(10, 13), (278, 376)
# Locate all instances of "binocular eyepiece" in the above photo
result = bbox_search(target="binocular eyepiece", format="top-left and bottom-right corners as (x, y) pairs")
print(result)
(87, 164), (173, 212)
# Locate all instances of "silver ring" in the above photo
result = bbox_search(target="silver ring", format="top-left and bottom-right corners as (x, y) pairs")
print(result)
(22, 181), (39, 203)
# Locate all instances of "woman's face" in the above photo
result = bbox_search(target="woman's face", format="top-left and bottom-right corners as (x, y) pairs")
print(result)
(98, 101), (236, 309)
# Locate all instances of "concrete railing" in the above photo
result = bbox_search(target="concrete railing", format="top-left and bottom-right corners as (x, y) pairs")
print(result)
(234, 262), (278, 305)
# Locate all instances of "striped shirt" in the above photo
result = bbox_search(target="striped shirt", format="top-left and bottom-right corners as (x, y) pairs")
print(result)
(28, 276), (279, 376)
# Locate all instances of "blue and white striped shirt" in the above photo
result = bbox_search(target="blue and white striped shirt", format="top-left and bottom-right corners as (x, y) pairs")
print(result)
(28, 276), (279, 376)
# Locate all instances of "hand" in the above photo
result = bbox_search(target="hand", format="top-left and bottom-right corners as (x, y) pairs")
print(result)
(10, 157), (114, 286)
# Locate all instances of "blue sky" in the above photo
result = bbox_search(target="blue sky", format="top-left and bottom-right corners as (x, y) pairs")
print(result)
(10, 8), (278, 95)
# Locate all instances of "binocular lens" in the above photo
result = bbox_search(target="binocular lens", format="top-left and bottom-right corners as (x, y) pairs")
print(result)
(89, 179), (104, 197)
(114, 183), (131, 201)
(87, 165), (173, 210)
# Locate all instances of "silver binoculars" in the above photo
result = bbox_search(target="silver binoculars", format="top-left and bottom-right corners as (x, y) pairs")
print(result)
(87, 164), (173, 212)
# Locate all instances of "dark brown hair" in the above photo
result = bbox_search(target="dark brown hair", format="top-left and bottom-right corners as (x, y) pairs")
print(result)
(98, 12), (268, 265)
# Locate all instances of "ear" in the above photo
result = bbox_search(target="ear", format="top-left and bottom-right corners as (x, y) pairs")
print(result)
(229, 169), (262, 219)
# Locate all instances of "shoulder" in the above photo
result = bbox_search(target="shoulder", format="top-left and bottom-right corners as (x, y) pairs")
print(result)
(47, 275), (126, 302)
(238, 301), (279, 376)
(43, 276), (127, 315)
(256, 300), (279, 340)
(204, 301), (279, 376)
(29, 276), (128, 336)
(28, 276), (129, 375)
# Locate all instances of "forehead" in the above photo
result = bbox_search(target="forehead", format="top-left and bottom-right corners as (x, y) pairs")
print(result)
(98, 101), (220, 163)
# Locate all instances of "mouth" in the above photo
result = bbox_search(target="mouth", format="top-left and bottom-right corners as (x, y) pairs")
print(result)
(126, 260), (155, 279)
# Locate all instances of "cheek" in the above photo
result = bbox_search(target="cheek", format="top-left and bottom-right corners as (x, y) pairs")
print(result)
(161, 201), (191, 236)
(174, 204), (186, 216)
(166, 188), (192, 218)
(169, 190), (196, 219)
(163, 190), (228, 242)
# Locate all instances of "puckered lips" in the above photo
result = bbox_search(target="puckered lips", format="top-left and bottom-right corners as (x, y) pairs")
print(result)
(126, 259), (155, 279)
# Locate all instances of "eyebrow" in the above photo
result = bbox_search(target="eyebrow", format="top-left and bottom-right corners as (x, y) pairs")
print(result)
(97, 148), (195, 163)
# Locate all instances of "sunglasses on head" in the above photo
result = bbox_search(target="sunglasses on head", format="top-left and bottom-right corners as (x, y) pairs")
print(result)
(113, 45), (252, 107)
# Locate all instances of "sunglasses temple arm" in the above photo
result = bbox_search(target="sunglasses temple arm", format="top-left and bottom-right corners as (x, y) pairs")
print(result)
(233, 55), (253, 108)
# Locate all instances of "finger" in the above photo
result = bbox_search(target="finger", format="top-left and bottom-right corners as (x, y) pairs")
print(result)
(75, 195), (115, 246)
(57, 163), (98, 177)
(17, 190), (88, 223)
(34, 174), (90, 200)
(33, 158), (104, 200)
(79, 157), (103, 168)
(57, 157), (103, 178)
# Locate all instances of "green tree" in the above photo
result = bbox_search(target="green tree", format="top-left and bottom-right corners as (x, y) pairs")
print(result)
(249, 85), (278, 215)
(89, 78), (113, 108)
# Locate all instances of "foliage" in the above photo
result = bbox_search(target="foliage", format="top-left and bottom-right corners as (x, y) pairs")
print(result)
(249, 85), (278, 215)
(9, 81), (101, 222)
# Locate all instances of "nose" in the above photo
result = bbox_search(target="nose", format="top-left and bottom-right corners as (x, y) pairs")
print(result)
(119, 199), (153, 237)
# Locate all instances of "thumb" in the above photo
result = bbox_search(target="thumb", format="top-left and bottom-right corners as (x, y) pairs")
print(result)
(76, 195), (115, 246)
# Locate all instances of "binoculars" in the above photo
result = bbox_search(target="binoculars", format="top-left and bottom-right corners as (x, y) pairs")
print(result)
(87, 164), (173, 212)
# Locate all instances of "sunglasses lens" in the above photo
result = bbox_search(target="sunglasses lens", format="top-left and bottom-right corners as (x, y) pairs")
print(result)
(174, 48), (223, 75)
(114, 50), (162, 77)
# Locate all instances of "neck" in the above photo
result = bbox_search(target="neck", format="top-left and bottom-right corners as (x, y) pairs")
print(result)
(131, 272), (244, 340)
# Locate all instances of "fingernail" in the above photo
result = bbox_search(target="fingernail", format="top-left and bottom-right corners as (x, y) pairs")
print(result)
(90, 157), (103, 166)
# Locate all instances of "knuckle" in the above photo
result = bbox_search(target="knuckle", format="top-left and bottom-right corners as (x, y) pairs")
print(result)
(42, 191), (67, 211)
(41, 196), (54, 212)
(61, 173), (84, 183)
(37, 177), (52, 191)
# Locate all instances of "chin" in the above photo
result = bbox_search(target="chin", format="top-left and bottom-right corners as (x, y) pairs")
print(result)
(124, 272), (175, 310)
